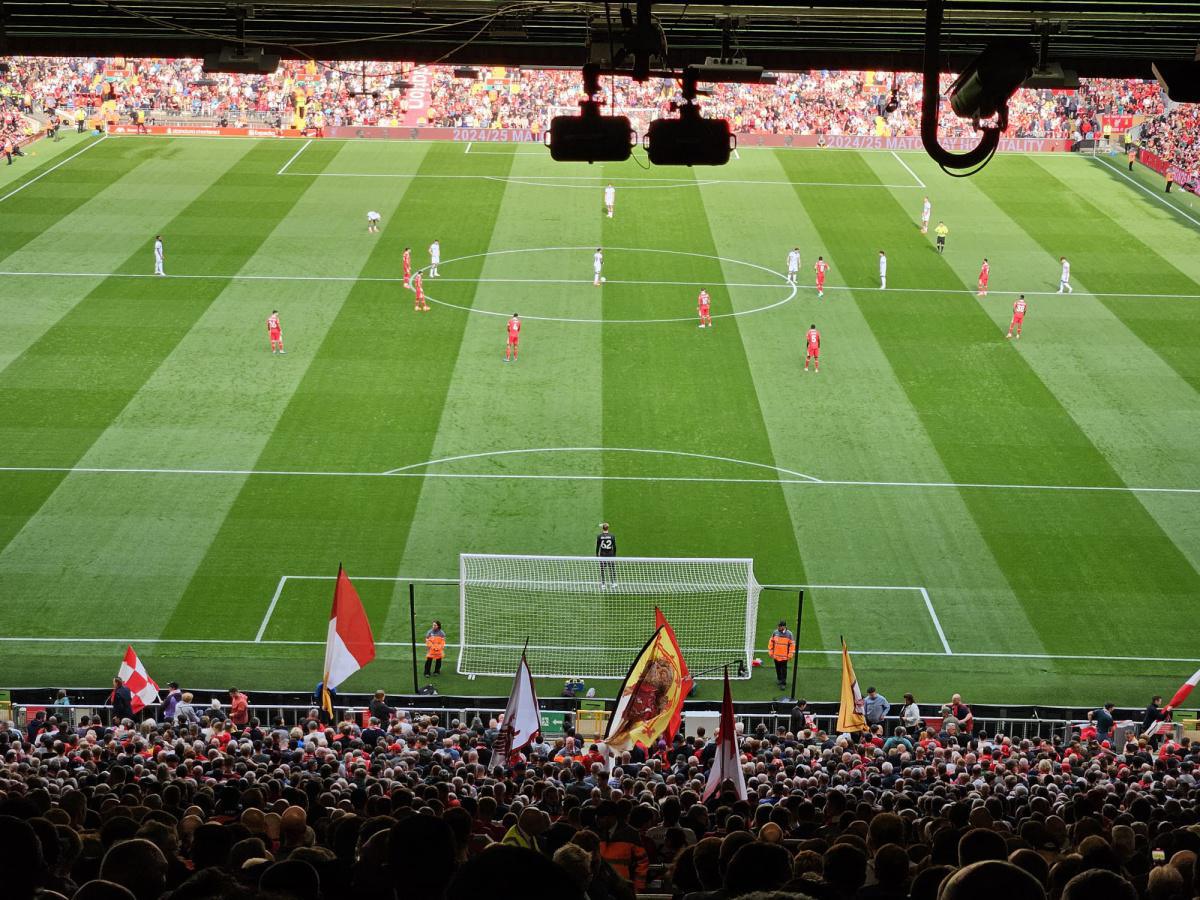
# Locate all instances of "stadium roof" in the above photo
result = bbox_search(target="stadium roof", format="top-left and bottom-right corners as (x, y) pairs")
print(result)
(0, 1), (1197, 78)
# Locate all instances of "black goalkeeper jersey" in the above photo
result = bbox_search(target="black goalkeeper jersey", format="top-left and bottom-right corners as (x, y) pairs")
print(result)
(596, 532), (616, 556)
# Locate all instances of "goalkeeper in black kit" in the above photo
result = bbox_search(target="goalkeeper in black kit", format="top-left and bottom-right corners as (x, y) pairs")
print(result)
(596, 522), (617, 589)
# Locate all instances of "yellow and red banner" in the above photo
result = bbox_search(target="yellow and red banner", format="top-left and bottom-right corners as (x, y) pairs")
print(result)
(605, 618), (689, 754)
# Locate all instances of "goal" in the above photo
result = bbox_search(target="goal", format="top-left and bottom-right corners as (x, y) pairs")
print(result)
(458, 554), (762, 679)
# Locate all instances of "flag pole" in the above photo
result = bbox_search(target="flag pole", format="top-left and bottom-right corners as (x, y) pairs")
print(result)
(409, 582), (419, 694)
(789, 589), (804, 702)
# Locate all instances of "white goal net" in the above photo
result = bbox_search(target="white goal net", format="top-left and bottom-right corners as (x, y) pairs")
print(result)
(458, 554), (761, 679)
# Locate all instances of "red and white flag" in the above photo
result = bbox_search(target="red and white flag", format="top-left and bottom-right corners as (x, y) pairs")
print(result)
(703, 669), (747, 802)
(116, 645), (160, 713)
(321, 566), (376, 717)
(1165, 667), (1200, 711)
(492, 654), (542, 768)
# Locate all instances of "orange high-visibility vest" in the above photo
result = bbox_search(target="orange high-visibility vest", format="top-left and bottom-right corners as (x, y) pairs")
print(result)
(768, 631), (795, 662)
(425, 633), (446, 660)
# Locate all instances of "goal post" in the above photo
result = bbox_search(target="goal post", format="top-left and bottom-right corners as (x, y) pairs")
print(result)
(458, 554), (761, 679)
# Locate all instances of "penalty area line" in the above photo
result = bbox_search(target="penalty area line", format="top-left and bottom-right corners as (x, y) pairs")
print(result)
(276, 138), (313, 175)
(0, 135), (109, 204)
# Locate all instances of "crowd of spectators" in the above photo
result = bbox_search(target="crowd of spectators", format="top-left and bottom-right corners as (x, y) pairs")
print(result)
(3, 682), (1200, 900)
(0, 56), (1178, 141)
(1138, 105), (1200, 182)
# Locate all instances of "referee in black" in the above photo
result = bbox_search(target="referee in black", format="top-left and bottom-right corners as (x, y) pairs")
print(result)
(596, 522), (617, 589)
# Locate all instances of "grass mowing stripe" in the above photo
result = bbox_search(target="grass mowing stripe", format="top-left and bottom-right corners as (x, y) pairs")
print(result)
(598, 159), (812, 681)
(0, 140), (341, 629)
(779, 150), (1200, 658)
(157, 143), (515, 677)
(0, 140), (427, 642)
(980, 156), (1200, 393)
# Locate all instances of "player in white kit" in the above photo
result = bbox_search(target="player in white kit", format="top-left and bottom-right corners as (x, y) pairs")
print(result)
(879, 250), (888, 290)
(920, 197), (931, 233)
(1057, 256), (1073, 293)
(154, 235), (164, 276)
(593, 248), (604, 286)
(429, 240), (440, 277)
(367, 211), (381, 233)
(786, 248), (801, 285)
(604, 184), (615, 218)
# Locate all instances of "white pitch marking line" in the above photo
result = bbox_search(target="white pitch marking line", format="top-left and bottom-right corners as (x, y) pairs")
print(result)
(276, 138), (313, 175)
(0, 135), (108, 204)
(0, 632), (1193, 665)
(732, 148), (741, 160)
(2, 269), (1195, 303)
(2, 464), (1200, 496)
(1093, 156), (1200, 229)
(254, 575), (289, 642)
(464, 142), (472, 154)
(278, 171), (924, 189)
(383, 446), (823, 482)
(920, 587), (952, 655)
(891, 150), (927, 188)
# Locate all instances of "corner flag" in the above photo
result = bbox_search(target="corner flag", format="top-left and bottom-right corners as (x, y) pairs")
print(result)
(837, 636), (868, 733)
(321, 566), (376, 718)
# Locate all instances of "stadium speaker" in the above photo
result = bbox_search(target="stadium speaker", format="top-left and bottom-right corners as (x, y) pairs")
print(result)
(547, 114), (635, 163)
(645, 115), (734, 166)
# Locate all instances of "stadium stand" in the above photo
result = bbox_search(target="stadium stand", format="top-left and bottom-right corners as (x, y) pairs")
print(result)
(3, 694), (1200, 899)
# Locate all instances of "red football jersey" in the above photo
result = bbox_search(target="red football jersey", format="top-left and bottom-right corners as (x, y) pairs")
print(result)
(508, 318), (521, 339)
(979, 262), (990, 280)
(815, 260), (829, 277)
(267, 314), (280, 332)
(698, 291), (710, 309)
(806, 328), (820, 348)
(403, 250), (411, 271)
(1013, 299), (1027, 315)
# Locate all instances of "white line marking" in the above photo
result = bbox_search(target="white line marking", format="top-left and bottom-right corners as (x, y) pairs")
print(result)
(464, 142), (472, 154)
(383, 446), (822, 482)
(1092, 157), (1200, 229)
(0, 136), (108, 204)
(2, 463), (1198, 496)
(276, 138), (312, 175)
(891, 150), (927, 188)
(254, 576), (288, 642)
(278, 171), (924, 189)
(732, 148), (741, 160)
(413, 245), (797, 323)
(0, 631), (1191, 666)
(2, 269), (1195, 303)
(920, 587), (952, 655)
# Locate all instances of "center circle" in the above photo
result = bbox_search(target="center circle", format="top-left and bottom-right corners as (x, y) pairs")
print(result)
(418, 246), (796, 324)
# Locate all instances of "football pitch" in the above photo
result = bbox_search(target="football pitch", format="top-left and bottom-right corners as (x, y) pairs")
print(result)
(2, 131), (1199, 706)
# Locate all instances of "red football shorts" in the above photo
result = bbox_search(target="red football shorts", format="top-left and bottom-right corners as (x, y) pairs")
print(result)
(806, 347), (819, 358)
(269, 330), (281, 341)
(508, 336), (520, 345)
(1012, 313), (1024, 324)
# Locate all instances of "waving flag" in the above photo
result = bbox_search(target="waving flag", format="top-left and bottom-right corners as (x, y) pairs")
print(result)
(1165, 667), (1200, 711)
(837, 636), (868, 733)
(116, 645), (160, 713)
(605, 624), (689, 754)
(655, 607), (692, 743)
(491, 653), (542, 769)
(703, 669), (747, 801)
(321, 566), (376, 717)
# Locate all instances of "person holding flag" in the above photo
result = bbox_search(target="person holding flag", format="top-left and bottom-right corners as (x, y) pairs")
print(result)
(110, 645), (160, 723)
(319, 566), (376, 723)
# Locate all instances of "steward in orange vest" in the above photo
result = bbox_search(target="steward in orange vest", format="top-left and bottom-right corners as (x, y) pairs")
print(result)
(424, 620), (446, 677)
(767, 620), (796, 689)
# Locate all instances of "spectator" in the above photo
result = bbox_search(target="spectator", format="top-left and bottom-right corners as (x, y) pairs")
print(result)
(110, 677), (134, 722)
(228, 687), (249, 730)
(899, 692), (921, 730)
(1089, 702), (1117, 737)
(160, 682), (181, 720)
(864, 686), (891, 728)
(174, 691), (198, 723)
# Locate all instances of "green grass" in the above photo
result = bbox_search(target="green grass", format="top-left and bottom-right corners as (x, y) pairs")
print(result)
(1, 135), (1199, 707)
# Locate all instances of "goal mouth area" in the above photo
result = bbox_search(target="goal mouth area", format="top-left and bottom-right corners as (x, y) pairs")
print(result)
(457, 553), (762, 680)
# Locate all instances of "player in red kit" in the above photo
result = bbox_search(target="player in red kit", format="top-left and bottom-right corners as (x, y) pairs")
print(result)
(1007, 294), (1027, 339)
(697, 289), (712, 328)
(977, 258), (990, 297)
(267, 310), (284, 355)
(804, 324), (820, 373)
(505, 313), (521, 361)
(402, 247), (412, 288)
(412, 271), (428, 312)
(814, 257), (829, 298)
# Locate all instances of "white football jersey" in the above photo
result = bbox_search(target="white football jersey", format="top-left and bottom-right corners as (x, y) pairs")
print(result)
(787, 250), (800, 271)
